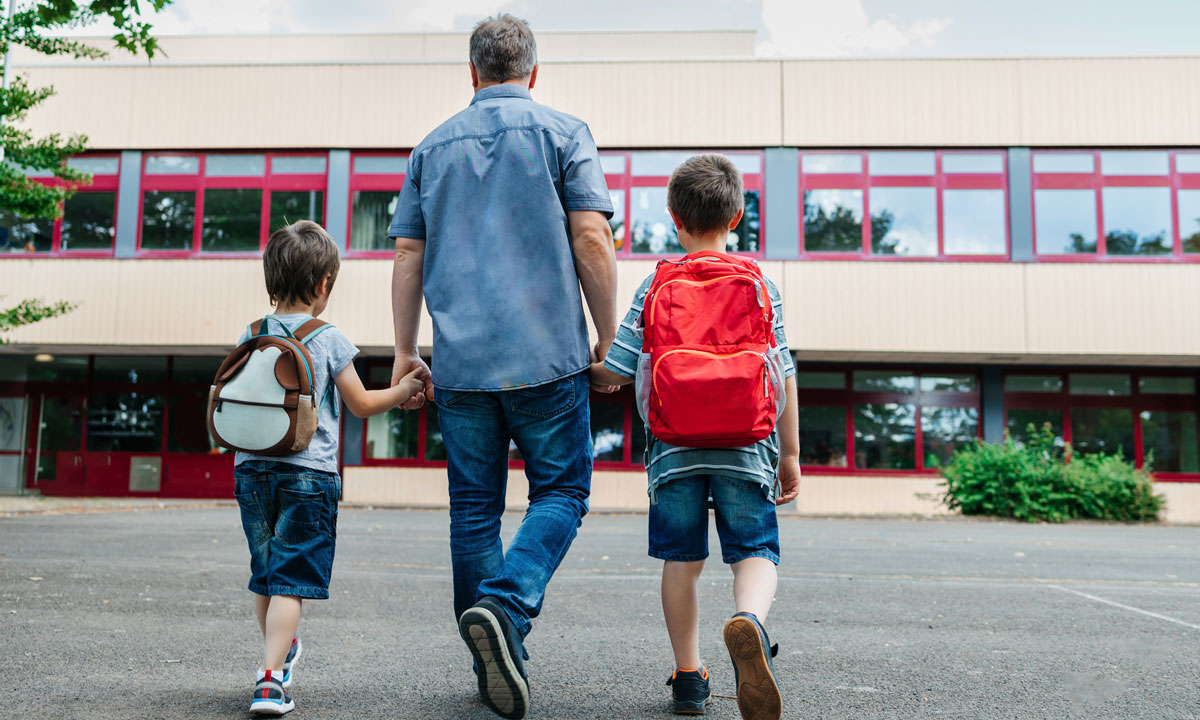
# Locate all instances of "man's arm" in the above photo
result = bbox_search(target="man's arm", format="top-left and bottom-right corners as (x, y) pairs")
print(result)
(391, 235), (433, 408)
(568, 210), (618, 363)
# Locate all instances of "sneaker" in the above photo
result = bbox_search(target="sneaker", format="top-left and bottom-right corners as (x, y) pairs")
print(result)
(249, 670), (294, 715)
(723, 612), (781, 720)
(459, 596), (530, 720)
(281, 637), (302, 688)
(666, 667), (711, 715)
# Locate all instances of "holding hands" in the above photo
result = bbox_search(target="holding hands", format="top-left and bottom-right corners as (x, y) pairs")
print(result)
(392, 354), (433, 409)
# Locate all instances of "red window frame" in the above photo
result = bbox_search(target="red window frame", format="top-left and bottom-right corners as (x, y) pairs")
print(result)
(344, 152), (410, 258)
(796, 366), (983, 476)
(605, 150), (767, 260)
(0, 154), (121, 258)
(797, 150), (1010, 262)
(1031, 149), (1200, 263)
(1004, 369), (1200, 481)
(137, 152), (328, 257)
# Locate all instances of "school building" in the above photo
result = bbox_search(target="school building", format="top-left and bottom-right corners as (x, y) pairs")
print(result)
(1, 31), (1198, 521)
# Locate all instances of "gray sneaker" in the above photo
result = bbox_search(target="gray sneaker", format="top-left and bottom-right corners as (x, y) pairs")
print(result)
(281, 637), (302, 688)
(250, 670), (295, 715)
(459, 596), (529, 720)
(724, 612), (781, 720)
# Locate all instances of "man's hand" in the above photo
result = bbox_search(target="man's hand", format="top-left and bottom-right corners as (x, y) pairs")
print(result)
(590, 339), (618, 393)
(392, 354), (433, 409)
(775, 455), (801, 506)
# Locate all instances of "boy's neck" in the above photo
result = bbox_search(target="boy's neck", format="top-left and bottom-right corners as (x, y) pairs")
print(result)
(678, 229), (728, 255)
(275, 302), (318, 316)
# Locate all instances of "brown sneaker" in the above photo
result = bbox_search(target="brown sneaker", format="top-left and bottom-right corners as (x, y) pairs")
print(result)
(723, 612), (781, 720)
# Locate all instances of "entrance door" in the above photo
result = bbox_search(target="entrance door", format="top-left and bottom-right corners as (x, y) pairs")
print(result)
(0, 395), (26, 494)
(27, 393), (86, 495)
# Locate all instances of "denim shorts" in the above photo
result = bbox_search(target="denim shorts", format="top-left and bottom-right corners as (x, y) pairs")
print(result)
(648, 474), (780, 565)
(234, 460), (340, 599)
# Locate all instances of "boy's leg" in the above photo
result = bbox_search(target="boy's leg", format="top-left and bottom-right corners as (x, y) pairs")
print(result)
(731, 557), (778, 622)
(264, 596), (303, 671)
(661, 560), (706, 670)
(255, 593), (270, 637)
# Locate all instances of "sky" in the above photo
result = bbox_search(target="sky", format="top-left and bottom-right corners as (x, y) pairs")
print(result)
(66, 0), (1200, 58)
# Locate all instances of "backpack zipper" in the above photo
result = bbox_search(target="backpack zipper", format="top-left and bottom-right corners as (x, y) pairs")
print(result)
(651, 349), (770, 401)
(648, 274), (760, 328)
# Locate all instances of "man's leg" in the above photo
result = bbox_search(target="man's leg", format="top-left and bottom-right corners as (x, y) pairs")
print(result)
(473, 371), (592, 638)
(436, 390), (512, 624)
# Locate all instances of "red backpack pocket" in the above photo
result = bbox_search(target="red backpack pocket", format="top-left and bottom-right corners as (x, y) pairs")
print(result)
(649, 348), (777, 448)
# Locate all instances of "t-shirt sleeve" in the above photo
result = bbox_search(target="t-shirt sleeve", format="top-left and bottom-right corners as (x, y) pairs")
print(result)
(603, 275), (653, 379)
(561, 123), (614, 218)
(388, 153), (425, 240)
(324, 327), (361, 380)
(766, 277), (795, 378)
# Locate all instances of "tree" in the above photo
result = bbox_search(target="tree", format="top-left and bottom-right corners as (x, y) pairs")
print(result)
(2, 1), (172, 220)
(0, 296), (75, 343)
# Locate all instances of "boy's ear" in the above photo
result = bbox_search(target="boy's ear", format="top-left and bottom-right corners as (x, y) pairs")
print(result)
(728, 207), (745, 230)
(317, 275), (331, 298)
(668, 208), (685, 232)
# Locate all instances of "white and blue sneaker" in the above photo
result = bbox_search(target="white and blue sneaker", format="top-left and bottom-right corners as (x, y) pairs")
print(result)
(281, 637), (302, 688)
(250, 669), (295, 715)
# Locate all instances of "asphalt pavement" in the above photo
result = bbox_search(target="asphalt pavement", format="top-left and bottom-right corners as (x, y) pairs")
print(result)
(1, 506), (1197, 719)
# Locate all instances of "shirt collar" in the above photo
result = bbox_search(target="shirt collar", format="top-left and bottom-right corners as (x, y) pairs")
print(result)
(470, 84), (532, 105)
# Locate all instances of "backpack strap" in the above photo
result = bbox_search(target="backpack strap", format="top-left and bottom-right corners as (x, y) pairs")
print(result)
(294, 318), (332, 346)
(252, 314), (302, 339)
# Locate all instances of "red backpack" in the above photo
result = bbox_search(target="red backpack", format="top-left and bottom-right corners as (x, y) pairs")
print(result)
(636, 251), (787, 448)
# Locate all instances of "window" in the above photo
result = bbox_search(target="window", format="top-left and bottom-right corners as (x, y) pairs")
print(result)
(348, 153), (408, 254)
(1004, 370), (1200, 477)
(139, 153), (326, 255)
(0, 155), (120, 256)
(605, 151), (764, 258)
(799, 151), (1008, 259)
(1032, 150), (1199, 260)
(796, 367), (980, 473)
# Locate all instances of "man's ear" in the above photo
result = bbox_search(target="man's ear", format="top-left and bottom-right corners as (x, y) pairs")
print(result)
(728, 207), (745, 229)
(469, 61), (480, 90)
(528, 64), (539, 90)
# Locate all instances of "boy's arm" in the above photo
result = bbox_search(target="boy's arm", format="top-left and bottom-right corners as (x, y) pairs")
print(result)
(775, 376), (801, 506)
(334, 364), (428, 419)
(589, 361), (633, 389)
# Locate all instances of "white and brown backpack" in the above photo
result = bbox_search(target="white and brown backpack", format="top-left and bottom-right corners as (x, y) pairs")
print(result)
(207, 315), (333, 455)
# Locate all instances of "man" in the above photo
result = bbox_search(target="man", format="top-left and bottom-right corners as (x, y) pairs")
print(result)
(388, 14), (617, 720)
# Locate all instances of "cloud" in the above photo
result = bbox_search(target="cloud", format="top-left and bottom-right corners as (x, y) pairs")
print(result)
(756, 0), (953, 56)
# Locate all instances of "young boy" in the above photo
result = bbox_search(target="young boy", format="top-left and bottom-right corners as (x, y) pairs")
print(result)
(232, 220), (429, 715)
(589, 155), (801, 720)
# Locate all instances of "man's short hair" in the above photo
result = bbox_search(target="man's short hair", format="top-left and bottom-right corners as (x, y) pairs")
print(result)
(667, 154), (745, 235)
(470, 14), (537, 83)
(263, 220), (340, 307)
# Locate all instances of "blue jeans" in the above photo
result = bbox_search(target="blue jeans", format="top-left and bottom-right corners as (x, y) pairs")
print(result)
(435, 371), (592, 640)
(648, 474), (780, 565)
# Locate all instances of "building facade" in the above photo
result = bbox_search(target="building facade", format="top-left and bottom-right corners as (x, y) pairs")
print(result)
(1, 32), (1198, 520)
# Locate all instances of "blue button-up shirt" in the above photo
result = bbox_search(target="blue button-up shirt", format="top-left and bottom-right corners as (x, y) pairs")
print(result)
(390, 84), (613, 391)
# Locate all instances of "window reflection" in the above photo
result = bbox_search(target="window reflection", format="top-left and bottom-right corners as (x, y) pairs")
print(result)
(141, 191), (196, 251)
(61, 192), (116, 251)
(86, 392), (164, 452)
(869, 187), (936, 256)
(943, 190), (1006, 255)
(1069, 374), (1130, 396)
(922, 406), (978, 466)
(0, 209), (53, 253)
(1034, 190), (1096, 254)
(366, 408), (419, 459)
(270, 190), (324, 233)
(853, 371), (916, 393)
(632, 187), (680, 254)
(425, 404), (447, 461)
(591, 402), (625, 462)
(804, 189), (862, 253)
(1004, 376), (1063, 393)
(729, 191), (760, 253)
(1071, 407), (1134, 457)
(1140, 411), (1199, 473)
(202, 188), (262, 253)
(854, 403), (916, 469)
(608, 190), (625, 250)
(1101, 187), (1171, 256)
(1007, 409), (1064, 450)
(351, 191), (399, 252)
(869, 152), (934, 176)
(1176, 190), (1200, 253)
(919, 375), (977, 393)
(798, 406), (846, 467)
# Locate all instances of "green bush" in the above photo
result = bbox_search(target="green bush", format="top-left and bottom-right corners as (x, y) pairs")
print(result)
(940, 423), (1164, 523)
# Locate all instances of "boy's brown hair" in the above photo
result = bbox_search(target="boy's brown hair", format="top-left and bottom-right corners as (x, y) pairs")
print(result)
(667, 154), (745, 235)
(263, 220), (340, 307)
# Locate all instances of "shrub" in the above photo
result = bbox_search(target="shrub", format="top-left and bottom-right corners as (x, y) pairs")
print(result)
(940, 423), (1164, 523)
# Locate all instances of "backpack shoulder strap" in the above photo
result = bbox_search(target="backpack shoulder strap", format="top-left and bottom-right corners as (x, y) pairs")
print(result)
(295, 319), (332, 345)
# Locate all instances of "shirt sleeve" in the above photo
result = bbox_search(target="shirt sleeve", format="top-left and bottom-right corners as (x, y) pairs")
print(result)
(388, 153), (425, 240)
(765, 277), (795, 378)
(324, 327), (361, 380)
(561, 123), (614, 218)
(603, 275), (653, 379)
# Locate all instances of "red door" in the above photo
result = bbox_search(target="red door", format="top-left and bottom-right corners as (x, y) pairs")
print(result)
(26, 393), (87, 496)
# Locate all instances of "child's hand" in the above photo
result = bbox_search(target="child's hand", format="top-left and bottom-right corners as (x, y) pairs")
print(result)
(398, 366), (429, 405)
(589, 361), (619, 394)
(775, 456), (801, 506)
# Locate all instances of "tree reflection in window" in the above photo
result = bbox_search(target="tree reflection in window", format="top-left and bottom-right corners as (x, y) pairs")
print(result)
(633, 188), (759, 254)
(854, 403), (916, 469)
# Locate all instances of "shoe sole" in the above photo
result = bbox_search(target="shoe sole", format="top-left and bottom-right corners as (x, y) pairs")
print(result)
(674, 696), (712, 715)
(250, 699), (295, 715)
(724, 616), (782, 720)
(282, 639), (302, 689)
(459, 606), (529, 720)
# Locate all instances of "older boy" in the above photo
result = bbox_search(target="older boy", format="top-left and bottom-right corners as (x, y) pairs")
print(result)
(589, 155), (800, 720)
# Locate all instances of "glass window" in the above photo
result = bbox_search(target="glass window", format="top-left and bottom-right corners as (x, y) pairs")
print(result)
(61, 192), (116, 251)
(869, 187), (937, 256)
(1007, 409), (1064, 449)
(1005, 375), (1063, 393)
(804, 189), (862, 253)
(269, 190), (324, 232)
(350, 191), (398, 252)
(1033, 153), (1094, 174)
(93, 357), (167, 384)
(796, 372), (845, 389)
(0, 209), (53, 253)
(1099, 151), (1168, 176)
(172, 357), (222, 384)
(1101, 187), (1171, 256)
(67, 157), (120, 175)
(1034, 189), (1097, 254)
(868, 152), (935, 176)
(727, 191), (760, 253)
(205, 154), (265, 177)
(167, 387), (219, 453)
(202, 188), (262, 252)
(86, 392), (164, 452)
(942, 154), (1004, 174)
(631, 412), (647, 466)
(920, 375), (977, 393)
(943, 189), (1006, 255)
(425, 405), (447, 461)
(366, 408), (418, 459)
(145, 156), (199, 175)
(599, 154), (626, 175)
(272, 156), (326, 175)
(23, 356), (88, 383)
(1070, 407), (1134, 457)
(1139, 376), (1196, 395)
(853, 372), (916, 393)
(1140, 411), (1199, 473)
(608, 190), (625, 250)
(632, 152), (760, 176)
(591, 403), (625, 462)
(922, 406), (978, 466)
(353, 156), (408, 175)
(1177, 153), (1200, 174)
(854, 403), (916, 469)
(798, 406), (846, 467)
(0, 397), (23, 451)
(1069, 374), (1131, 396)
(141, 190), (196, 251)
(35, 396), (84, 481)
(803, 154), (862, 174)
(631, 187), (679, 254)
(1175, 190), (1200, 254)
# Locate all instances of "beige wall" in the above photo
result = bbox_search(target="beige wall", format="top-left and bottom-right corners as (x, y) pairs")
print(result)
(2, 258), (1198, 365)
(16, 55), (1200, 149)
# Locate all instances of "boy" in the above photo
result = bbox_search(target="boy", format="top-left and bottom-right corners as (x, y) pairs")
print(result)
(232, 220), (429, 715)
(589, 155), (800, 720)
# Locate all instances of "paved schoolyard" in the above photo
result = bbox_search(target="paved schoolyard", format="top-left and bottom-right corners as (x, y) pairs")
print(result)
(0, 505), (1197, 719)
